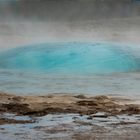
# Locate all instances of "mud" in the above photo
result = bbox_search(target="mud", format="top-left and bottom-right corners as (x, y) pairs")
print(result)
(0, 93), (139, 117)
(0, 118), (33, 125)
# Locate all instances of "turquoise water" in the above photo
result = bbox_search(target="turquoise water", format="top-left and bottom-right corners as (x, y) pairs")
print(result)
(0, 42), (139, 74)
(0, 42), (140, 95)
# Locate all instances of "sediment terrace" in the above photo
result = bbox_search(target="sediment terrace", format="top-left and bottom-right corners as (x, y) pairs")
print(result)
(0, 93), (140, 118)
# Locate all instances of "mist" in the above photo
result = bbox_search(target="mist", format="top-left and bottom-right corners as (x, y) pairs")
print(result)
(0, 0), (140, 50)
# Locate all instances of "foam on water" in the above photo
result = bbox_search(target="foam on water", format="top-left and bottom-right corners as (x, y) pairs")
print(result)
(0, 42), (140, 95)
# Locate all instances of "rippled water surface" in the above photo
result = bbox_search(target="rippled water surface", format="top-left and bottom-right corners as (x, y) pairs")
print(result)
(0, 42), (140, 96)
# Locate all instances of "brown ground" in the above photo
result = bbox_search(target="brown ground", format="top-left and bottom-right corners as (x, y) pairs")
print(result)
(0, 93), (140, 118)
(0, 93), (140, 140)
(0, 118), (33, 125)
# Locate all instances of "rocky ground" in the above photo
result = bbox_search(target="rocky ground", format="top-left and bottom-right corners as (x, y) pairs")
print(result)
(0, 93), (140, 117)
(0, 93), (140, 140)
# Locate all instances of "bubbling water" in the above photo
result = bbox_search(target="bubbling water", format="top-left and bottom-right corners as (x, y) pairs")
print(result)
(0, 42), (139, 74)
(0, 42), (140, 95)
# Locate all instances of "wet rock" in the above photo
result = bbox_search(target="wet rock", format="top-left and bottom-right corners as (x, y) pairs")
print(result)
(74, 95), (86, 99)
(76, 100), (98, 106)
(121, 105), (140, 115)
(0, 118), (33, 125)
(0, 103), (30, 115)
(89, 112), (108, 118)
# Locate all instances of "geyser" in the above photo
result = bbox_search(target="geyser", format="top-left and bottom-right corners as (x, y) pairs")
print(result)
(0, 42), (139, 74)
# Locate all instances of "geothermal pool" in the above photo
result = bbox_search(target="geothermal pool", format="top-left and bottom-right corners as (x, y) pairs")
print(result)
(0, 42), (140, 96)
